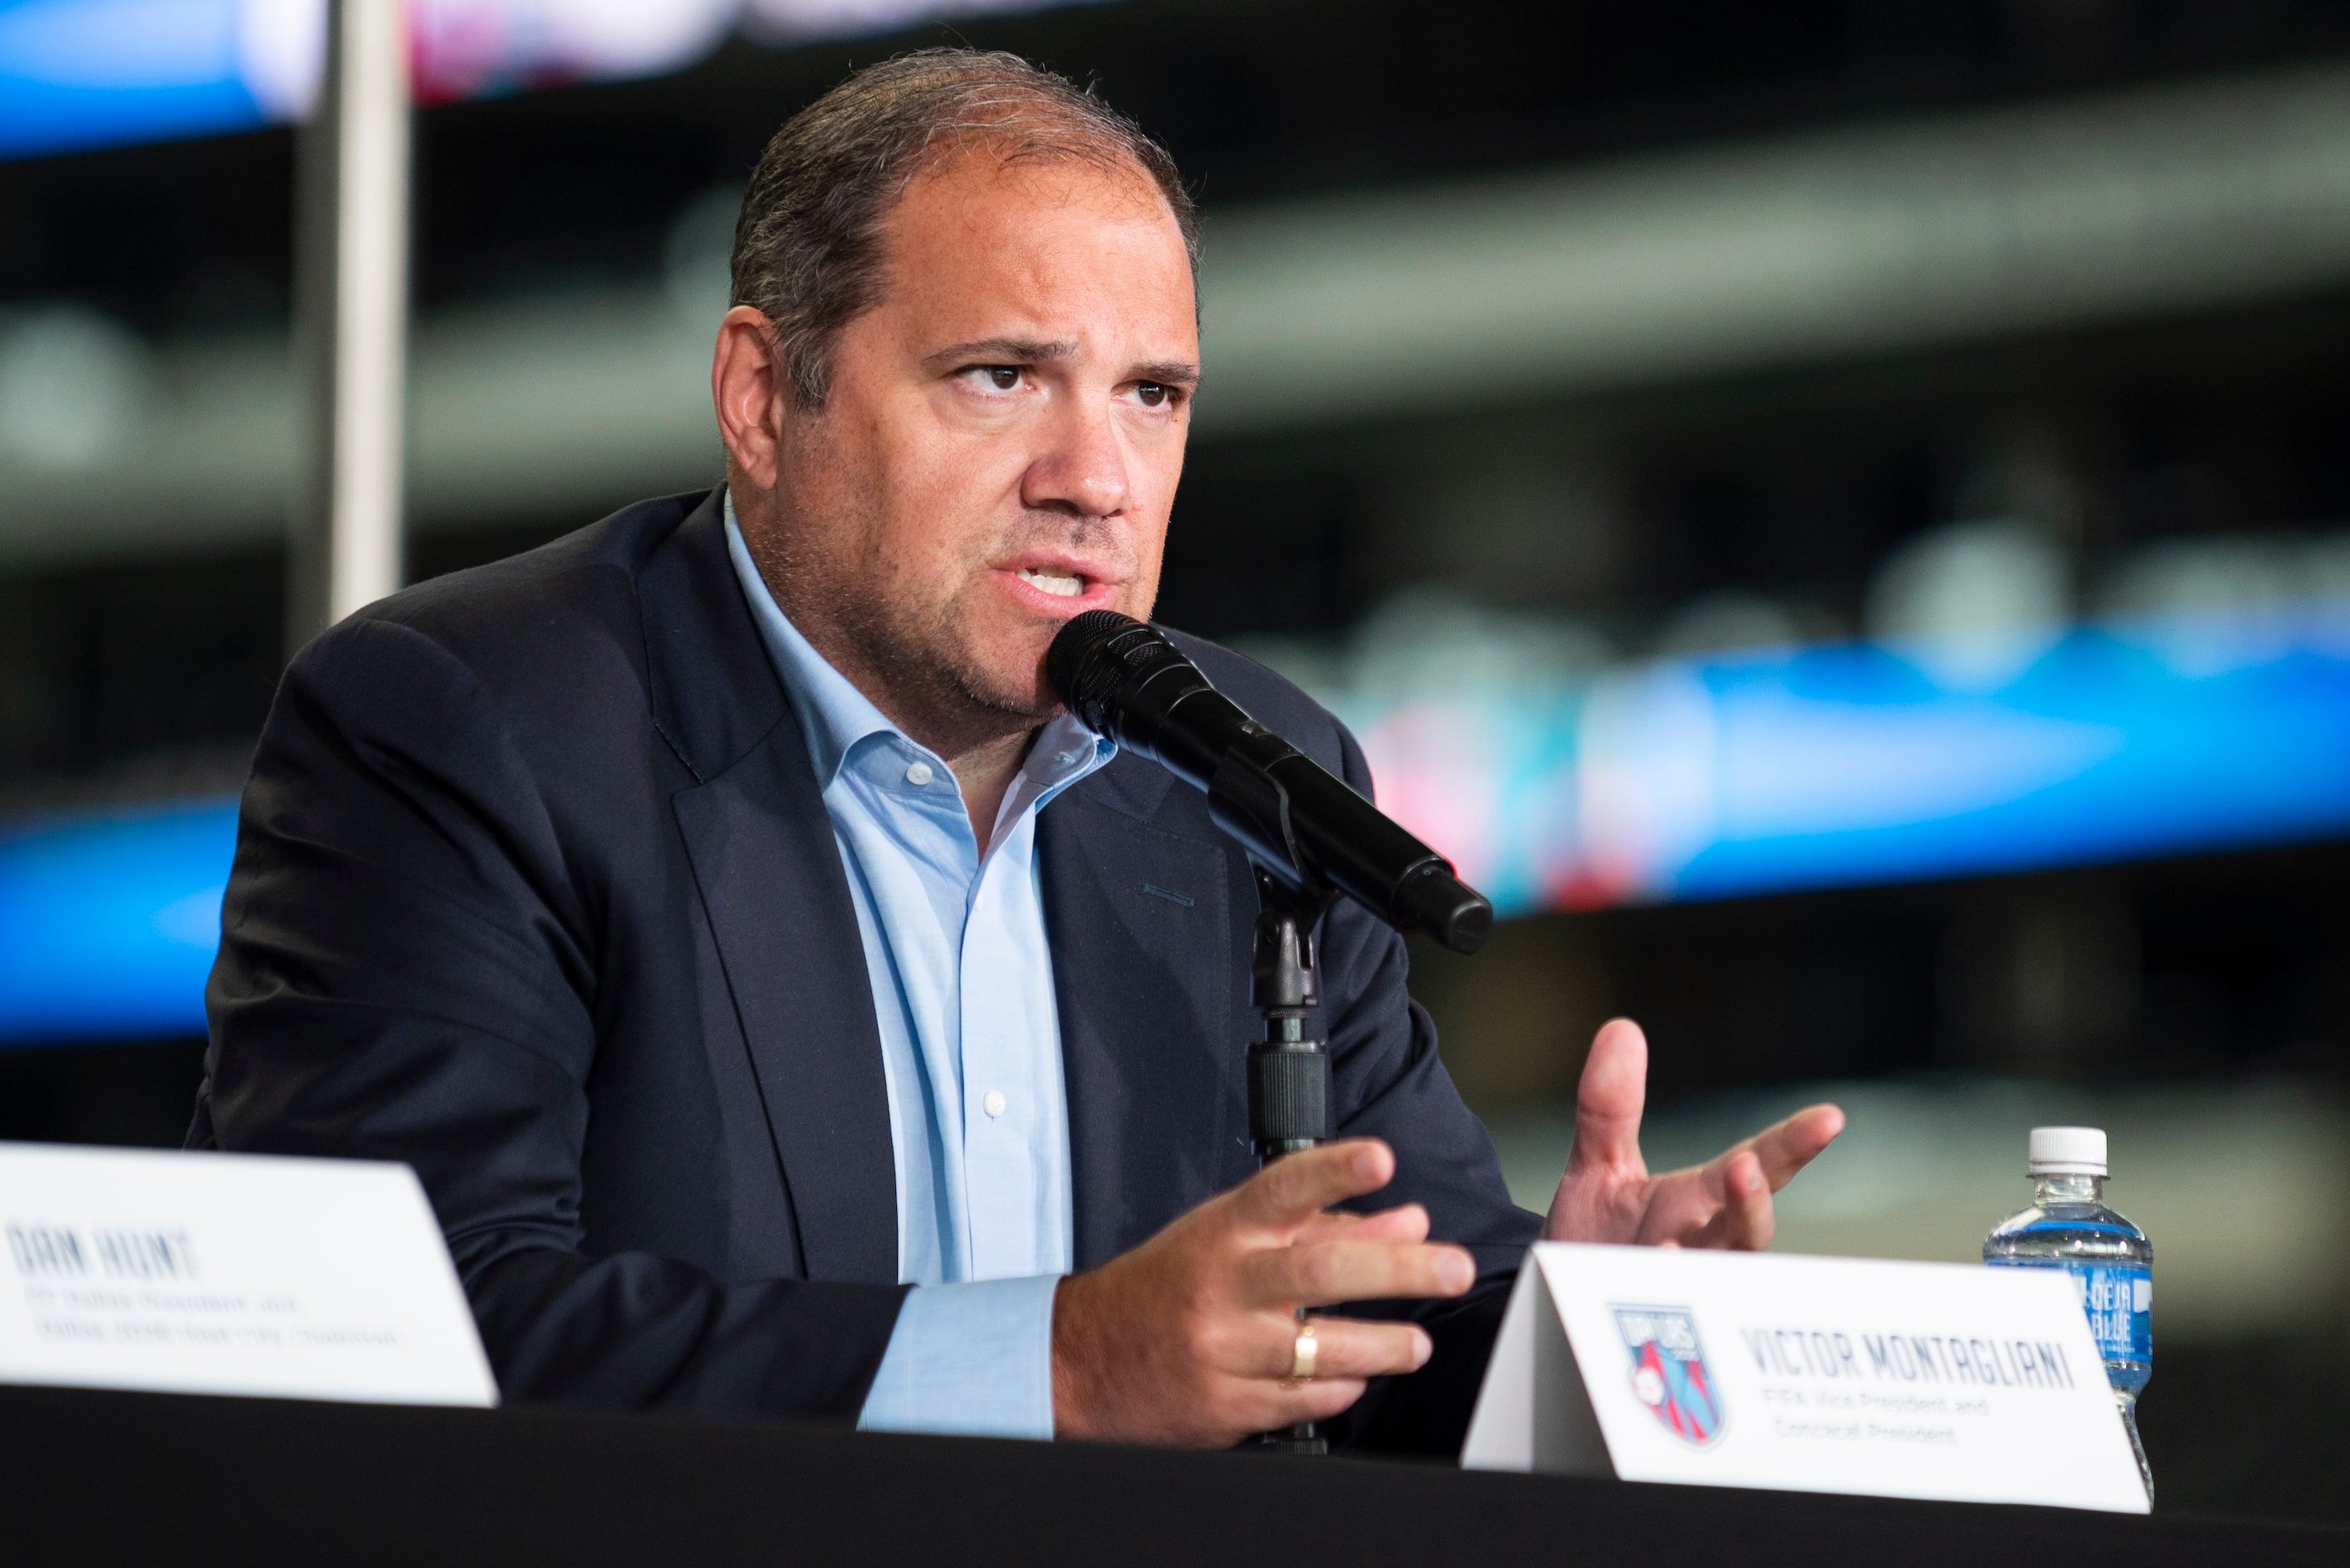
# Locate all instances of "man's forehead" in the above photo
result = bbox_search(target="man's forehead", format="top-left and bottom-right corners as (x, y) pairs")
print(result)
(878, 148), (1197, 345)
(914, 139), (1174, 224)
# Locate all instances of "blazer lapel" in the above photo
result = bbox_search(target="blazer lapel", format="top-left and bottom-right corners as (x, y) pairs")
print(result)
(1041, 756), (1241, 1270)
(643, 492), (898, 1286)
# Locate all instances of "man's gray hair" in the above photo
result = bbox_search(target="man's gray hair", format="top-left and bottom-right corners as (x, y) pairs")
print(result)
(730, 48), (1198, 409)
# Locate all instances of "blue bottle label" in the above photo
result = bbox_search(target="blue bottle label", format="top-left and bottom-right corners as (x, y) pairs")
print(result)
(2070, 1264), (2152, 1364)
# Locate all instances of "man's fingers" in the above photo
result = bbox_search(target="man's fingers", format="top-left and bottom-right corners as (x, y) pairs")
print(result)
(1676, 1102), (1843, 1201)
(1243, 1314), (1432, 1383)
(1688, 1150), (1775, 1250)
(1631, 1152), (1773, 1249)
(1294, 1203), (1430, 1245)
(1229, 1139), (1395, 1231)
(1567, 1018), (1649, 1178)
(1740, 1103), (1845, 1190)
(1242, 1378), (1372, 1434)
(1209, 1316), (1433, 1437)
(1237, 1237), (1475, 1309)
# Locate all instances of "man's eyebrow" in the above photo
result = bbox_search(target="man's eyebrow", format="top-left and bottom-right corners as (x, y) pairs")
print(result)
(923, 336), (1076, 370)
(1131, 360), (1201, 388)
(921, 339), (1201, 389)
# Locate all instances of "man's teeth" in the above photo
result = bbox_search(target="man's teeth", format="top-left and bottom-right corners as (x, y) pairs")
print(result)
(1016, 567), (1086, 599)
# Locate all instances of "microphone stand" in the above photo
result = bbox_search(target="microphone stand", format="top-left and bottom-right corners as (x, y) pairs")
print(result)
(1247, 865), (1336, 1456)
(1043, 610), (1497, 1458)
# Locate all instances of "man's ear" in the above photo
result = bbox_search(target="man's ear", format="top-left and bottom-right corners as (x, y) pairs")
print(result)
(712, 306), (789, 492)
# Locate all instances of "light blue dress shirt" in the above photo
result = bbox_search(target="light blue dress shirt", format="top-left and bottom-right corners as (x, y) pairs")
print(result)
(723, 497), (1114, 1439)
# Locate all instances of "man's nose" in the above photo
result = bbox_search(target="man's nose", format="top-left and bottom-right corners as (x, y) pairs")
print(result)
(1021, 397), (1131, 520)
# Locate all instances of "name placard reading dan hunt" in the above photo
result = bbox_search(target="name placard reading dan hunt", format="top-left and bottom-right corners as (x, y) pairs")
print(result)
(1462, 1243), (2146, 1514)
(0, 1142), (495, 1407)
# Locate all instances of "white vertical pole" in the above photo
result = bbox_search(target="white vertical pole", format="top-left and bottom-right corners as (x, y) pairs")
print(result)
(292, 0), (409, 648)
(326, 0), (408, 623)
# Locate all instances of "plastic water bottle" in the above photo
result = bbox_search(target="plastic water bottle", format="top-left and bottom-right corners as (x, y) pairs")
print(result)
(1984, 1126), (2153, 1500)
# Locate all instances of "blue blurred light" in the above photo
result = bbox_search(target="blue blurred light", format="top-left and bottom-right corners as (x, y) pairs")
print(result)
(3, 609), (2349, 1046)
(0, 0), (263, 159)
(0, 796), (236, 1043)
(1665, 627), (2350, 903)
(0, 0), (1122, 163)
(1344, 605), (2350, 916)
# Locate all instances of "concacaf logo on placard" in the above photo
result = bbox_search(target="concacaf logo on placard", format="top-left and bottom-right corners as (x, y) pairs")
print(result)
(1613, 1304), (1724, 1446)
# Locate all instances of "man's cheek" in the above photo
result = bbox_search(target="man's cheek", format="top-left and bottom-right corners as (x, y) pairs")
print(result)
(1122, 529), (1170, 620)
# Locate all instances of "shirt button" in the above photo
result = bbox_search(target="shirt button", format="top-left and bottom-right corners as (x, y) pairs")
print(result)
(904, 761), (934, 787)
(982, 1090), (1007, 1118)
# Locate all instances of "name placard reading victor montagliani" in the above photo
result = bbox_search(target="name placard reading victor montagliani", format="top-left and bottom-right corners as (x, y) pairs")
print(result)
(0, 1142), (495, 1406)
(1462, 1243), (2146, 1514)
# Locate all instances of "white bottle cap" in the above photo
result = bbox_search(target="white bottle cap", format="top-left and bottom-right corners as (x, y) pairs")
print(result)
(2028, 1125), (2108, 1176)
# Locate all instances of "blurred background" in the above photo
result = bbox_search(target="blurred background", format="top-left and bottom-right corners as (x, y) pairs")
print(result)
(4, 0), (2349, 1519)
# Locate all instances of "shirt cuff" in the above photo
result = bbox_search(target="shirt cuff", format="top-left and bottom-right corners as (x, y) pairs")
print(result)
(856, 1274), (1061, 1439)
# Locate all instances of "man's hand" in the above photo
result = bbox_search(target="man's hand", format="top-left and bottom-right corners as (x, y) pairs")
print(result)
(1051, 1139), (1475, 1447)
(1542, 1018), (1844, 1248)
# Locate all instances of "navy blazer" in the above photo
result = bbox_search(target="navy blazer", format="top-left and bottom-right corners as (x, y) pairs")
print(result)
(192, 488), (1539, 1452)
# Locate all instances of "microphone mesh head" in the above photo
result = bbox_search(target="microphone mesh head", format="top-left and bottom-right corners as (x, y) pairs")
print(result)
(1046, 609), (1151, 730)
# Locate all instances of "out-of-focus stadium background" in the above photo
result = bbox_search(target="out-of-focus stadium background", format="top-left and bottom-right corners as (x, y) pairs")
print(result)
(5, 0), (2350, 1517)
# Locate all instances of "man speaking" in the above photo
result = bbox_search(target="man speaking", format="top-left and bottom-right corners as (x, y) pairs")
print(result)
(194, 49), (1842, 1451)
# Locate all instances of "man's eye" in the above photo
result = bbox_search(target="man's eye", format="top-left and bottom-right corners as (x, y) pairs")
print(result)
(971, 366), (1022, 392)
(1135, 382), (1169, 407)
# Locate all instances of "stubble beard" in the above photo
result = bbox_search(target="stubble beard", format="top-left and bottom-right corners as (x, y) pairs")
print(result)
(847, 560), (1053, 738)
(755, 509), (1056, 761)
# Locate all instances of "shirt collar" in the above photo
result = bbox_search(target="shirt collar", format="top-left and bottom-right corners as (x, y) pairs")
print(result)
(722, 489), (1114, 803)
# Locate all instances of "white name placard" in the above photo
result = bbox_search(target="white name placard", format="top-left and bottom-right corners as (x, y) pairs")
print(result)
(1463, 1243), (2146, 1514)
(0, 1141), (496, 1407)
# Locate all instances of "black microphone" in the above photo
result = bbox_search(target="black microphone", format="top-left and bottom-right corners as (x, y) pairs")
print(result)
(1046, 611), (1492, 955)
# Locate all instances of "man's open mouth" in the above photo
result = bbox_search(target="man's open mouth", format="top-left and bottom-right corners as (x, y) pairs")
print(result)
(1015, 565), (1087, 599)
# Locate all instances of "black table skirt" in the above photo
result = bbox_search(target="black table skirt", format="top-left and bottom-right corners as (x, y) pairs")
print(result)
(0, 1383), (2339, 1567)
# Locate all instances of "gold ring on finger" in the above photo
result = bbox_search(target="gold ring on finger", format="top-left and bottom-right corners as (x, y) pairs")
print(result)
(1282, 1320), (1318, 1387)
